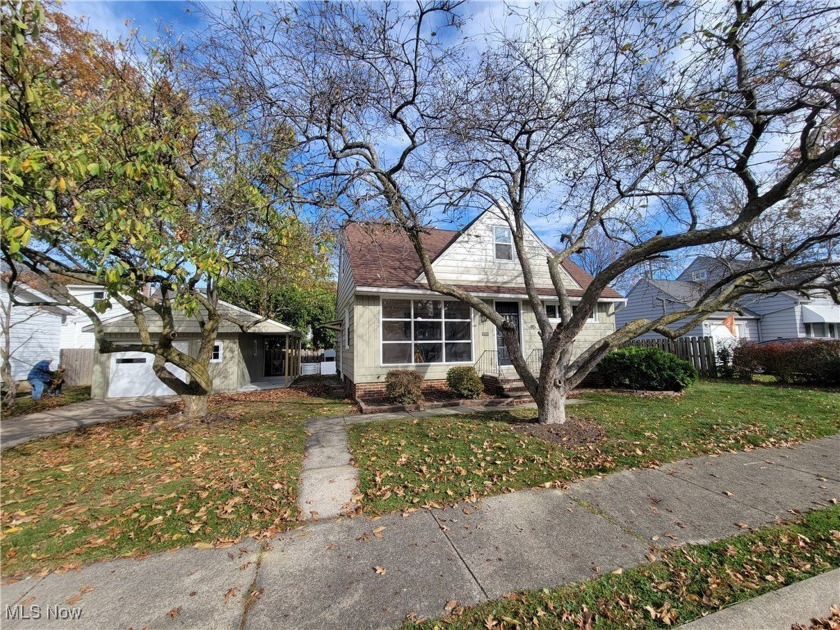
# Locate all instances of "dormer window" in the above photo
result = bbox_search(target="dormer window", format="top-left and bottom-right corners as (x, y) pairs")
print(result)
(92, 291), (105, 300)
(494, 226), (513, 261)
(691, 270), (708, 282)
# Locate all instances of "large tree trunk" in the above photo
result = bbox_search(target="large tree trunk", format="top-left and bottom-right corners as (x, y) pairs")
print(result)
(181, 394), (209, 419)
(536, 379), (568, 425)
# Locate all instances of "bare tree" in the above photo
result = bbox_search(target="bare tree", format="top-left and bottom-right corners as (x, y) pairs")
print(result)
(201, 0), (840, 423)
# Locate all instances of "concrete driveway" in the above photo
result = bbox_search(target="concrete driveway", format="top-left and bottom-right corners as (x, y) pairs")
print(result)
(1, 396), (176, 450)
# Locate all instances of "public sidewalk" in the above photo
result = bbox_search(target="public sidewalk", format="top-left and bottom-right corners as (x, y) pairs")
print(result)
(1, 396), (176, 450)
(1, 434), (837, 630)
(679, 569), (839, 630)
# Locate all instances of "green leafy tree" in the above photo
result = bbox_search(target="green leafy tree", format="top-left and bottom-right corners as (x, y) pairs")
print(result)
(1, 2), (326, 417)
(220, 279), (336, 349)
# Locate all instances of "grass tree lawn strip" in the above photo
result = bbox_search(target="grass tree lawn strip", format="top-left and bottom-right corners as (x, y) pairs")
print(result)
(0, 387), (353, 577)
(405, 505), (840, 629)
(347, 381), (840, 515)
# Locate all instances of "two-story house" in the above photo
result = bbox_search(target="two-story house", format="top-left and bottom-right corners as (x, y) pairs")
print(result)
(616, 256), (840, 344)
(334, 206), (624, 399)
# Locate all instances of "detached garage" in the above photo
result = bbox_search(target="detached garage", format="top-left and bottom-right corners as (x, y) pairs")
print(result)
(88, 302), (302, 399)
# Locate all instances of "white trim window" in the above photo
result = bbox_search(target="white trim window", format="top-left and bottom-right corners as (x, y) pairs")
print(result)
(543, 301), (598, 323)
(211, 342), (223, 363)
(806, 322), (836, 338)
(691, 269), (708, 282)
(381, 298), (472, 365)
(494, 226), (513, 261)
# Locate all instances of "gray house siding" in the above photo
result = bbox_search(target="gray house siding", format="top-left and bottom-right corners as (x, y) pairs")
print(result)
(615, 279), (693, 340)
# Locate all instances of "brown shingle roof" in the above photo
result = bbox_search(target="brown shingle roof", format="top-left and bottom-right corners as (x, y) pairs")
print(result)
(343, 222), (622, 299)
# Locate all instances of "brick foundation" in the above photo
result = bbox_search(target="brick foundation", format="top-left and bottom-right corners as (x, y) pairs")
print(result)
(344, 377), (449, 400)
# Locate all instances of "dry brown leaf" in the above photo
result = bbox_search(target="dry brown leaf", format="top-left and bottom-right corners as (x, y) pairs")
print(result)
(373, 565), (387, 575)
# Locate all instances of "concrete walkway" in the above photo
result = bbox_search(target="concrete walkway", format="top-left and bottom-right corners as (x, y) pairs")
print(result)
(1, 396), (176, 450)
(2, 434), (838, 630)
(296, 402), (559, 520)
(679, 569), (839, 629)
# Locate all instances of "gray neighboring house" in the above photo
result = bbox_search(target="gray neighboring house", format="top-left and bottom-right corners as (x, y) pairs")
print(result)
(86, 301), (302, 399)
(616, 256), (840, 343)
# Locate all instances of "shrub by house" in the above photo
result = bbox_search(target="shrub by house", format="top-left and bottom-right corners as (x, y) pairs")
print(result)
(385, 370), (424, 404)
(446, 366), (483, 399)
(600, 346), (698, 391)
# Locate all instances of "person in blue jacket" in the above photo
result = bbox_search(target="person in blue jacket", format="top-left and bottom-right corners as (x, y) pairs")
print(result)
(27, 357), (54, 401)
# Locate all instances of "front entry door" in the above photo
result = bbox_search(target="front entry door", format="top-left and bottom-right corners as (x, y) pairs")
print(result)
(495, 302), (520, 366)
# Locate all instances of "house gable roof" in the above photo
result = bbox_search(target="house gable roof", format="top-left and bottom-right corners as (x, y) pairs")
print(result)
(342, 220), (622, 299)
(85, 300), (299, 336)
(644, 278), (761, 318)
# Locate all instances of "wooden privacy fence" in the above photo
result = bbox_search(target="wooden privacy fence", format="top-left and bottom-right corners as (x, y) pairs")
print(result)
(300, 349), (325, 364)
(626, 336), (718, 378)
(59, 348), (94, 386)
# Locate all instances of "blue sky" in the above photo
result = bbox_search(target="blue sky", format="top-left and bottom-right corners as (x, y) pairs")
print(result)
(63, 1), (203, 41)
(59, 1), (691, 262)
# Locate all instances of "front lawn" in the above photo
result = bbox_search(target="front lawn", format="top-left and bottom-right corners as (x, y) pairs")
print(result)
(0, 383), (352, 577)
(408, 505), (840, 629)
(1, 385), (91, 419)
(348, 380), (840, 514)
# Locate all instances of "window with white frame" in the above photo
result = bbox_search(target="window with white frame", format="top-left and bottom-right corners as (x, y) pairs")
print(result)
(381, 299), (472, 365)
(494, 226), (513, 261)
(92, 290), (105, 301)
(807, 322), (829, 338)
(542, 301), (598, 323)
(691, 270), (708, 282)
(211, 342), (223, 363)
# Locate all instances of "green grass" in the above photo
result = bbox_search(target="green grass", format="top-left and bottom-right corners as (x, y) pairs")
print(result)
(407, 505), (840, 629)
(0, 384), (353, 576)
(348, 380), (840, 514)
(2, 386), (91, 419)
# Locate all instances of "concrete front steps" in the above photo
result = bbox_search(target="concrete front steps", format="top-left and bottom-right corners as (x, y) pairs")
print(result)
(481, 374), (534, 400)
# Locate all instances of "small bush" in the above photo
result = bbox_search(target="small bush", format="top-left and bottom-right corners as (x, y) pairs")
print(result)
(385, 369), (424, 404)
(733, 340), (840, 385)
(716, 345), (736, 379)
(446, 366), (484, 399)
(600, 346), (698, 391)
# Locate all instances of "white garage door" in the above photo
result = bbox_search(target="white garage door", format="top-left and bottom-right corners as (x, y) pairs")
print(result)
(108, 351), (188, 398)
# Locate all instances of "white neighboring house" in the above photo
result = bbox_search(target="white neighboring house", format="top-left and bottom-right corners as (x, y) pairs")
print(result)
(60, 285), (130, 349)
(0, 282), (74, 382)
(616, 256), (840, 344)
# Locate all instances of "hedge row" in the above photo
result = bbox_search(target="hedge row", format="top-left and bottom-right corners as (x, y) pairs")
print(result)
(732, 340), (840, 385)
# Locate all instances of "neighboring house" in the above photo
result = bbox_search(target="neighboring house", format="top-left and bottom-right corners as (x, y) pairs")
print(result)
(334, 206), (624, 399)
(616, 256), (840, 343)
(0, 281), (73, 382)
(60, 285), (130, 349)
(86, 301), (302, 399)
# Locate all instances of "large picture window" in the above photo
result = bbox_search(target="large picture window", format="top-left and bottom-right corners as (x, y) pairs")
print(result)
(382, 299), (472, 364)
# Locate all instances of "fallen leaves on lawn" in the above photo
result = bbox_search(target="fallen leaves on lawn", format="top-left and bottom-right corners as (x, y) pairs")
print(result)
(0, 389), (350, 577)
